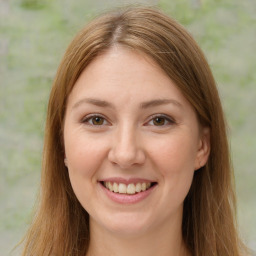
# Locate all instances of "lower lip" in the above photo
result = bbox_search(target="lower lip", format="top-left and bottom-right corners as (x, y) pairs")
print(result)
(99, 183), (157, 204)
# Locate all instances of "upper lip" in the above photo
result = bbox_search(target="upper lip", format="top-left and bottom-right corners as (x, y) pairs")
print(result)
(99, 177), (157, 185)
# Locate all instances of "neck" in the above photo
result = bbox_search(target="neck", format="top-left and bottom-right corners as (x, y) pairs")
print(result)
(86, 214), (190, 256)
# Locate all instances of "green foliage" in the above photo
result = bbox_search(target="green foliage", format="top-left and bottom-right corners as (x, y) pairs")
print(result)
(159, 0), (196, 24)
(19, 0), (50, 10)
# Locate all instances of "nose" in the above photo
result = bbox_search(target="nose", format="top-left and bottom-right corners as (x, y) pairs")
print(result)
(108, 125), (146, 169)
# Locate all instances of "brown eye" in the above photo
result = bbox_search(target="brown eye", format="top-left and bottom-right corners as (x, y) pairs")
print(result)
(82, 115), (107, 126)
(152, 117), (166, 126)
(91, 116), (104, 125)
(146, 115), (175, 127)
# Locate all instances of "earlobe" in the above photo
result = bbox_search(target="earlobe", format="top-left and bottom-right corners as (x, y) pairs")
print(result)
(64, 158), (68, 167)
(195, 127), (210, 170)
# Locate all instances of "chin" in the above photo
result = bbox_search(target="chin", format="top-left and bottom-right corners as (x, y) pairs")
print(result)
(107, 224), (149, 238)
(96, 212), (152, 237)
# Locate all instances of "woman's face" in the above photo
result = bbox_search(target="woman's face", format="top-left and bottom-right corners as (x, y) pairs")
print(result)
(64, 46), (209, 236)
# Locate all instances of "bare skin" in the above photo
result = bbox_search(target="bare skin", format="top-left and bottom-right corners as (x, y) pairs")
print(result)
(64, 46), (209, 256)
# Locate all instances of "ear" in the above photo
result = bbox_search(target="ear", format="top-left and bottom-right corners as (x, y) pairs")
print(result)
(64, 157), (68, 167)
(194, 127), (210, 170)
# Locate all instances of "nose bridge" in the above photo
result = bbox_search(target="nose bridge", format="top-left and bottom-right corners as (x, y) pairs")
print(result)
(118, 122), (137, 153)
(108, 121), (145, 168)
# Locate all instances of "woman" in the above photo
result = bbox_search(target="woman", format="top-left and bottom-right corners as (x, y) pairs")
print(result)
(22, 6), (249, 256)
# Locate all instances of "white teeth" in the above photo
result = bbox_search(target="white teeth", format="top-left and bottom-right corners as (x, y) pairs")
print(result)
(103, 181), (154, 194)
(127, 184), (136, 194)
(113, 182), (118, 193)
(108, 182), (114, 192)
(135, 183), (141, 193)
(141, 183), (146, 191)
(118, 183), (127, 194)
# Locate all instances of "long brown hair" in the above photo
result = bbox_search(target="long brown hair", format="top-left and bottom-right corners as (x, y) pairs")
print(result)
(22, 6), (248, 256)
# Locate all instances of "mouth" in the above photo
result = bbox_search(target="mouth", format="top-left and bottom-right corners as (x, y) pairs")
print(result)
(100, 181), (157, 195)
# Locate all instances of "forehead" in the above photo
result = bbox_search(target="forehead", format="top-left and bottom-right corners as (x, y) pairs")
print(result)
(67, 46), (192, 111)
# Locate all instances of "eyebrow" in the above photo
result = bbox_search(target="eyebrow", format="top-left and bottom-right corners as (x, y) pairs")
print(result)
(140, 99), (183, 109)
(72, 98), (114, 109)
(72, 98), (183, 110)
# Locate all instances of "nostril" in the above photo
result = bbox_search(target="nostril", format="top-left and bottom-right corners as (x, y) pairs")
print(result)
(108, 145), (146, 169)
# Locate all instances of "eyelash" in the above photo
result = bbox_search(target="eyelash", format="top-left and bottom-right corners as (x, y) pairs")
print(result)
(81, 114), (109, 127)
(146, 114), (175, 127)
(81, 114), (175, 127)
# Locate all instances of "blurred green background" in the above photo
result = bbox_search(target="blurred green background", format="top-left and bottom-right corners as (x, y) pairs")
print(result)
(0, 0), (255, 255)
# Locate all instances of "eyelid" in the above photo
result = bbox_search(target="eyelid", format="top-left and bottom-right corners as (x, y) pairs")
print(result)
(81, 113), (110, 126)
(145, 114), (176, 126)
(81, 113), (175, 127)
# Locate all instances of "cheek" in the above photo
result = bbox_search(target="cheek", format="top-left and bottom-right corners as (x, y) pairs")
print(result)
(64, 130), (108, 178)
(150, 133), (198, 170)
(148, 133), (197, 192)
(64, 133), (109, 210)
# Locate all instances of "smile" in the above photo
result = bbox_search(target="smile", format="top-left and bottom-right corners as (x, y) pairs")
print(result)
(102, 181), (157, 194)
(99, 179), (158, 204)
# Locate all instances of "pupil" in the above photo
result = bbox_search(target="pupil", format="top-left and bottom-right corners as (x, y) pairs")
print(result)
(153, 117), (165, 126)
(93, 117), (103, 125)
